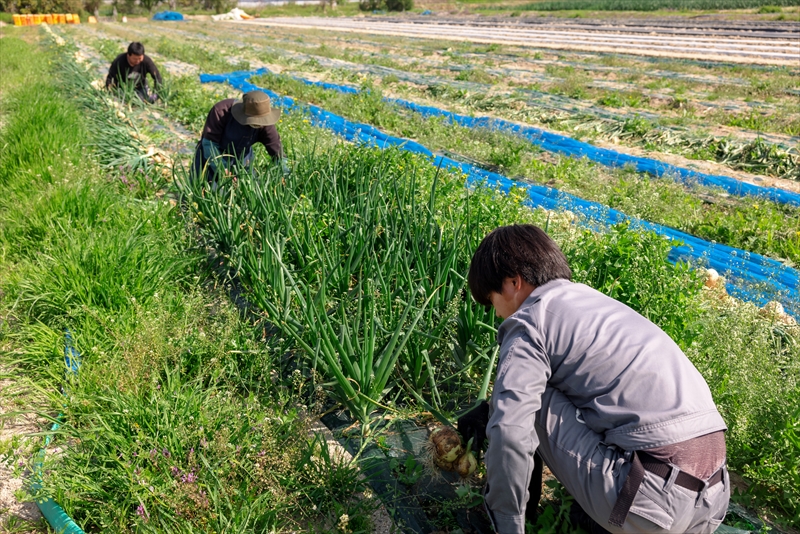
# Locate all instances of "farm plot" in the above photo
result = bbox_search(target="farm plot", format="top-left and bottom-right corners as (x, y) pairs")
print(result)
(1, 18), (799, 534)
(66, 22), (800, 283)
(85, 19), (800, 181)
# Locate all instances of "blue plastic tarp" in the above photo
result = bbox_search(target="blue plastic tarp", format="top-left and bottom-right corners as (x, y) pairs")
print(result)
(153, 10), (184, 20)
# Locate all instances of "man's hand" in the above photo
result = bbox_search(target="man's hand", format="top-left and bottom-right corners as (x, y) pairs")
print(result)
(457, 400), (490, 454)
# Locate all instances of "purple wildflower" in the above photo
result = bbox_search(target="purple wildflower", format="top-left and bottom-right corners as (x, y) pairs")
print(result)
(171, 466), (180, 476)
(181, 471), (197, 484)
(162, 448), (170, 458)
(136, 504), (149, 522)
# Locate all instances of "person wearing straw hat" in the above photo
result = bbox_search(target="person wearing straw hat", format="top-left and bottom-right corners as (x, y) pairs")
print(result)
(193, 90), (284, 181)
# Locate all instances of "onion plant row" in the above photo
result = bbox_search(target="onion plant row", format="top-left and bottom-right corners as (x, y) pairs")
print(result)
(178, 148), (504, 430)
(178, 142), (800, 523)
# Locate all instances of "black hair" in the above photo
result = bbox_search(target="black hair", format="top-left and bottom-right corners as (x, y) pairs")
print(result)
(468, 224), (572, 307)
(127, 42), (145, 56)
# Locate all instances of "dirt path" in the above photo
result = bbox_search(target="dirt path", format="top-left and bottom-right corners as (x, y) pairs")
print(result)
(0, 377), (45, 532)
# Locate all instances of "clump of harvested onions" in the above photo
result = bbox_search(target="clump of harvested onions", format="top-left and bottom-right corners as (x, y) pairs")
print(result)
(423, 425), (477, 479)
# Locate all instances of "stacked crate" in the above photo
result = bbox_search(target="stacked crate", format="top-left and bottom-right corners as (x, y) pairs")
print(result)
(12, 13), (81, 25)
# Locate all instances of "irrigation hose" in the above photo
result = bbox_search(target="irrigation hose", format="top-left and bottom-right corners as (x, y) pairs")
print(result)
(29, 331), (85, 534)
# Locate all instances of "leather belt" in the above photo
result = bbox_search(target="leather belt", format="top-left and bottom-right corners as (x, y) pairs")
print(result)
(609, 450), (725, 528)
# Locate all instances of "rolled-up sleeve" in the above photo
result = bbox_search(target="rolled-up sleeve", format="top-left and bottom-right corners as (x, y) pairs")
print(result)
(484, 318), (550, 534)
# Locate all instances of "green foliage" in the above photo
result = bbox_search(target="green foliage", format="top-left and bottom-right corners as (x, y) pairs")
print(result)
(685, 301), (800, 525)
(384, 0), (413, 10)
(359, 0), (412, 11)
(5, 23), (800, 529)
(178, 145), (520, 426)
(202, 0), (236, 14)
(455, 68), (496, 84)
(138, 0), (159, 12)
(1, 35), (378, 533)
(390, 455), (424, 485)
(566, 223), (703, 345)
(0, 81), (84, 188)
(163, 76), (230, 134)
(11, 0), (80, 13)
(83, 0), (101, 14)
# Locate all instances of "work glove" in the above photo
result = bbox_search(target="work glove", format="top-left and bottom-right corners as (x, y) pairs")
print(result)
(457, 399), (490, 454)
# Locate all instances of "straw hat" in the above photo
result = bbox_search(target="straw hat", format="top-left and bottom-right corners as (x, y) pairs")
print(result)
(231, 91), (281, 127)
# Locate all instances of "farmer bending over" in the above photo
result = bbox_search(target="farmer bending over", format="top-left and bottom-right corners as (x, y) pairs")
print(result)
(459, 224), (728, 534)
(192, 91), (283, 182)
(105, 42), (162, 103)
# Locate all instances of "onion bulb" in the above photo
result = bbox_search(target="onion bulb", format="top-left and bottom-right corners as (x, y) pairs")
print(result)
(454, 450), (477, 478)
(430, 426), (463, 464)
(424, 425), (478, 480)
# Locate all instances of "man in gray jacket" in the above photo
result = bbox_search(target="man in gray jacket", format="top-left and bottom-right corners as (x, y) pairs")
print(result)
(461, 224), (729, 533)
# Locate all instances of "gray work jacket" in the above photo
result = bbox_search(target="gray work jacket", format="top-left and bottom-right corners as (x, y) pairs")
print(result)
(483, 279), (726, 531)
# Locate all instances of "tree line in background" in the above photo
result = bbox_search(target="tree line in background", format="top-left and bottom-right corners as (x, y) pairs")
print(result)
(1, 0), (237, 15)
(1, 0), (412, 16)
(359, 0), (413, 11)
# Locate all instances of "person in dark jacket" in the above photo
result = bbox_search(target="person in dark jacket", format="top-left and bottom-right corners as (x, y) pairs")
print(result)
(105, 42), (162, 103)
(192, 91), (283, 182)
(459, 224), (729, 534)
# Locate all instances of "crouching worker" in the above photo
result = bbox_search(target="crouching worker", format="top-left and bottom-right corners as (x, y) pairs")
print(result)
(459, 224), (729, 534)
(192, 91), (283, 183)
(106, 42), (162, 103)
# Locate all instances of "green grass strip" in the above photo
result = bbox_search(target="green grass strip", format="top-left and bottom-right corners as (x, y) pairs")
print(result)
(0, 31), (377, 533)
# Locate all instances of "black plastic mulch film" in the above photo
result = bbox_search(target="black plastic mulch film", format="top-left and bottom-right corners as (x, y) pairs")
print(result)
(321, 412), (493, 533)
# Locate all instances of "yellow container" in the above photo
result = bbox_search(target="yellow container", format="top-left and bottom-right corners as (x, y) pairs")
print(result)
(72, 13), (80, 23)
(65, 13), (73, 22)
(88, 15), (97, 23)
(57, 13), (66, 23)
(26, 14), (34, 25)
(45, 13), (54, 23)
(13, 14), (22, 25)
(35, 14), (43, 24)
